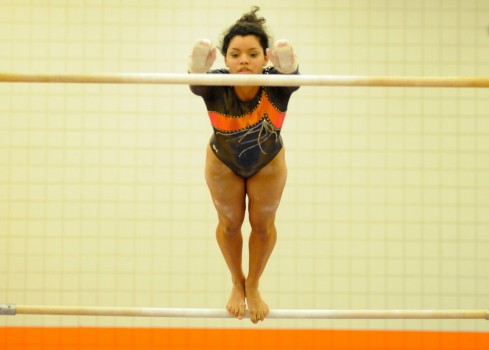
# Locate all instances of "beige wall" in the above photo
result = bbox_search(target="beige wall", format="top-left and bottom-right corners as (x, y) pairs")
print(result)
(1, 0), (488, 331)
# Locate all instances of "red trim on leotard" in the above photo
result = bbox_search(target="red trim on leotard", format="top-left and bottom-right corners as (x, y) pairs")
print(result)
(208, 92), (285, 132)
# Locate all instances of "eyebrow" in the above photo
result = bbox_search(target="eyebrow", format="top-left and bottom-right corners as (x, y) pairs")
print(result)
(229, 47), (260, 52)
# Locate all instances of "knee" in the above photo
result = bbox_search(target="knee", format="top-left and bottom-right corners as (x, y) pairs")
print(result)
(249, 214), (276, 237)
(217, 212), (245, 236)
(248, 201), (280, 235)
(218, 220), (243, 236)
(213, 200), (245, 235)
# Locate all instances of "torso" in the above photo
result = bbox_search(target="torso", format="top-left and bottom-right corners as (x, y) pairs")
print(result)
(190, 67), (299, 178)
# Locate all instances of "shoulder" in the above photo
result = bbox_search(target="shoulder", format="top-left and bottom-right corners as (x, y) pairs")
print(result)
(262, 66), (300, 96)
(190, 69), (229, 98)
(208, 68), (230, 75)
(263, 66), (299, 76)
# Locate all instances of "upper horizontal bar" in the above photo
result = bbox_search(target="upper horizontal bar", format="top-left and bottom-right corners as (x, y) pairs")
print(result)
(2, 304), (488, 320)
(1, 72), (489, 88)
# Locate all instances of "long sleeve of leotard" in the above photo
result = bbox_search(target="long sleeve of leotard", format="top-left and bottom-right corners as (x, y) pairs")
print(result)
(189, 67), (299, 98)
(189, 69), (228, 99)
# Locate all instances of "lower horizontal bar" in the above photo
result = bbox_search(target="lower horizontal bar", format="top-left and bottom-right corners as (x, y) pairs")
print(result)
(1, 72), (489, 88)
(2, 304), (488, 320)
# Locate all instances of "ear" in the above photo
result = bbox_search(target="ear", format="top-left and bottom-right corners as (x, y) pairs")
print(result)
(263, 52), (269, 67)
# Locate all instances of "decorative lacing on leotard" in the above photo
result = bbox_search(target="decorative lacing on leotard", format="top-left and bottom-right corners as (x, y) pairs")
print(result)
(216, 116), (279, 157)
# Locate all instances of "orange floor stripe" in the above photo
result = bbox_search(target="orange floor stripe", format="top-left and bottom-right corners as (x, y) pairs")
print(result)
(1, 327), (489, 350)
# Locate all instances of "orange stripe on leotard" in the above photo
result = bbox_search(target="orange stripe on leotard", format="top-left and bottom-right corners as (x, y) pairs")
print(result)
(208, 92), (285, 132)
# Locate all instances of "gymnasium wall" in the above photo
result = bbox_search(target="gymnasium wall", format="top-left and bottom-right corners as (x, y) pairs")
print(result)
(1, 1), (488, 347)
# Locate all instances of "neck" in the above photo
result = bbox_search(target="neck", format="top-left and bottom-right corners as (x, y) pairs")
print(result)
(234, 86), (260, 101)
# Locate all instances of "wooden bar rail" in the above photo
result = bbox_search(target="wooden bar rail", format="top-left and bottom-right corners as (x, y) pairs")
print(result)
(1, 304), (488, 320)
(1, 72), (489, 87)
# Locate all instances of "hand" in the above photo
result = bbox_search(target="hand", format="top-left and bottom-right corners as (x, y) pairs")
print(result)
(188, 39), (216, 73)
(266, 40), (298, 74)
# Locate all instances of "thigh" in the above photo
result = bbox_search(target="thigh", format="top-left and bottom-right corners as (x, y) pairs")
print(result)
(205, 145), (246, 228)
(246, 148), (287, 228)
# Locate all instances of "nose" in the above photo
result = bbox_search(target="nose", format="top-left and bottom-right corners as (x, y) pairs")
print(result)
(239, 54), (249, 64)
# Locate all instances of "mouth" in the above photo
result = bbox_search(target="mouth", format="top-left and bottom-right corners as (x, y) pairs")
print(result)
(238, 68), (252, 74)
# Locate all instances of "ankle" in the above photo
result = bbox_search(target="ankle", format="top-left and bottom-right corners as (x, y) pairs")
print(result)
(245, 279), (259, 290)
(232, 276), (246, 286)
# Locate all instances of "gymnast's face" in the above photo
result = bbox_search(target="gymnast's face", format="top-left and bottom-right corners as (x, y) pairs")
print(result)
(225, 35), (269, 75)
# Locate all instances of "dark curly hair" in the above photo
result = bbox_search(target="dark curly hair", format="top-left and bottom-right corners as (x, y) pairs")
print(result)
(219, 6), (271, 56)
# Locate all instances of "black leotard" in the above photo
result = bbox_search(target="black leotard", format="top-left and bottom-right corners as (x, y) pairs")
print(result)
(190, 67), (299, 179)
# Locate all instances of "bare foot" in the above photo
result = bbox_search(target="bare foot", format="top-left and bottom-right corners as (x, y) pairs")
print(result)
(226, 282), (246, 319)
(245, 283), (269, 324)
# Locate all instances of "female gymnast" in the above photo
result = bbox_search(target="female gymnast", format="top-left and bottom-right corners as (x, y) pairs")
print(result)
(189, 6), (299, 324)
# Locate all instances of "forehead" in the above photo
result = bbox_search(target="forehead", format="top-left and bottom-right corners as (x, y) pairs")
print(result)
(228, 35), (262, 50)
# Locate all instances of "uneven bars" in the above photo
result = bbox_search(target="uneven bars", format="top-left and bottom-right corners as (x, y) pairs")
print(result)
(1, 305), (488, 320)
(1, 72), (489, 88)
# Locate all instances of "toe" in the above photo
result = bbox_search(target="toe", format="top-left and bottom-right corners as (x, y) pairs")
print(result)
(257, 311), (265, 322)
(237, 305), (246, 319)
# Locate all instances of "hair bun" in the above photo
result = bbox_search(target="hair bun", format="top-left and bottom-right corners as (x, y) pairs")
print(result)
(238, 6), (266, 25)
(218, 6), (272, 56)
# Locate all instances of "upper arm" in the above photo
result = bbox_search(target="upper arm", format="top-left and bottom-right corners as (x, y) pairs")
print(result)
(265, 66), (300, 95)
(189, 68), (229, 99)
(189, 84), (213, 98)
